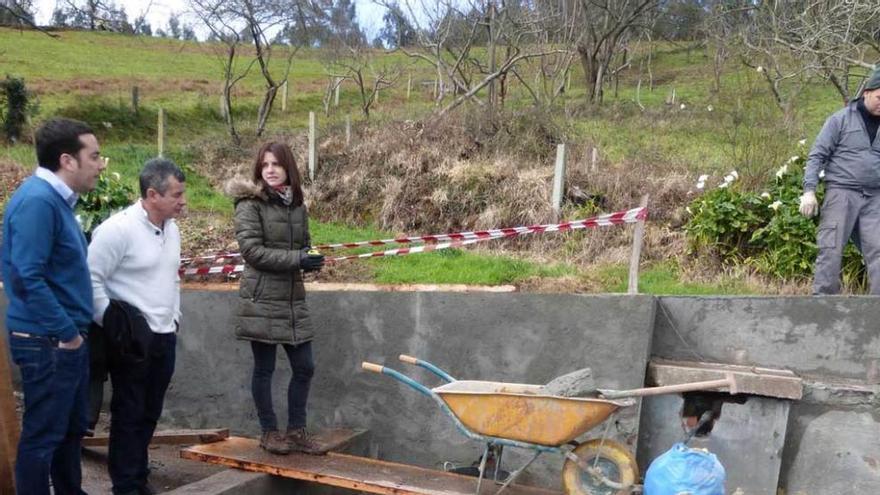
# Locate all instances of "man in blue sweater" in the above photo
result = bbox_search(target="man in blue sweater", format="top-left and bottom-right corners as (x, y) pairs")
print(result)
(2, 117), (106, 494)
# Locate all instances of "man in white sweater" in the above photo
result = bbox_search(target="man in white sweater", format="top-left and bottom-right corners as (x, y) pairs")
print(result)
(88, 158), (186, 495)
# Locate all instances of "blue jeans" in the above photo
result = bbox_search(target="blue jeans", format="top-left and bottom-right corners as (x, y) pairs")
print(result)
(108, 333), (176, 495)
(250, 341), (314, 432)
(9, 333), (89, 495)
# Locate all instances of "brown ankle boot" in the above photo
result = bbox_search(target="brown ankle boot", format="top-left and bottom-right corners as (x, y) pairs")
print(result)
(286, 427), (325, 455)
(260, 430), (291, 455)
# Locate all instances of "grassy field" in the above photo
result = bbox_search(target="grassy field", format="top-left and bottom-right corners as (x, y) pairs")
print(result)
(0, 28), (855, 293)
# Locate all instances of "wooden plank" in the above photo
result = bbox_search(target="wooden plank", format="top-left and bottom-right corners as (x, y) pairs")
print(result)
(0, 333), (19, 495)
(648, 358), (803, 400)
(83, 428), (229, 447)
(181, 436), (561, 495)
(161, 469), (265, 495)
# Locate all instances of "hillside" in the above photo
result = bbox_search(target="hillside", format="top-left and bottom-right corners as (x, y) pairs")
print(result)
(0, 28), (856, 293)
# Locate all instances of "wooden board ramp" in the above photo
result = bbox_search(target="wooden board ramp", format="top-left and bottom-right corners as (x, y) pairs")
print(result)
(82, 428), (230, 447)
(648, 359), (803, 400)
(181, 436), (562, 495)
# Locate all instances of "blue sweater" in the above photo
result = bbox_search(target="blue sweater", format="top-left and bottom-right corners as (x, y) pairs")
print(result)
(2, 176), (92, 341)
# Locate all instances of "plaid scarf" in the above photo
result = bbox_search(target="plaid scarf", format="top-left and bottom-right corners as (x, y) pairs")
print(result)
(270, 185), (294, 206)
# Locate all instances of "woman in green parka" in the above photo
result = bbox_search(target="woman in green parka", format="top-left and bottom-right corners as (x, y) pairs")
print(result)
(226, 142), (325, 455)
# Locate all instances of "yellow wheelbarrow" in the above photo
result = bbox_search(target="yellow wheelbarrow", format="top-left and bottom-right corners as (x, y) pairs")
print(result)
(362, 355), (737, 495)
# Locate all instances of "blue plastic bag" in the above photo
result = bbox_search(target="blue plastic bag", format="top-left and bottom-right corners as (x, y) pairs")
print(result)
(644, 443), (725, 495)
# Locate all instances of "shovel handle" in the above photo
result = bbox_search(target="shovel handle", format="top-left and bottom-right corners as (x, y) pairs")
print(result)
(600, 373), (737, 399)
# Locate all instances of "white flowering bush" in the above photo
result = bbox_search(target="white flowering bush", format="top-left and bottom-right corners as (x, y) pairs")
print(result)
(685, 145), (865, 282)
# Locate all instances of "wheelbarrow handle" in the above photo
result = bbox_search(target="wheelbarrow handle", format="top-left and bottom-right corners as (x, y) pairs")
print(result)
(399, 354), (419, 365)
(397, 354), (456, 383)
(362, 362), (384, 373)
(361, 361), (435, 398)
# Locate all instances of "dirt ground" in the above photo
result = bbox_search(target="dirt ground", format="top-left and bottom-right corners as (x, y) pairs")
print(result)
(81, 443), (227, 494)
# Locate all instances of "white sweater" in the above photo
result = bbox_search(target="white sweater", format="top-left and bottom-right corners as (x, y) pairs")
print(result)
(88, 201), (181, 333)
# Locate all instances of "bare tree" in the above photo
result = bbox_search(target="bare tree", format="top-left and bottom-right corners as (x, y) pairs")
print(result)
(57, 0), (132, 32)
(740, 0), (880, 104)
(378, 0), (567, 115)
(324, 47), (401, 118)
(1, 0), (59, 37)
(189, 0), (303, 142)
(571, 0), (659, 103)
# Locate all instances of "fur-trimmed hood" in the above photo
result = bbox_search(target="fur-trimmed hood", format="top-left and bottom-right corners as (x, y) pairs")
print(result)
(224, 176), (267, 202)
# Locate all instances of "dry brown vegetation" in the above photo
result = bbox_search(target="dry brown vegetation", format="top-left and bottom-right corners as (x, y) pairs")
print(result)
(27, 77), (260, 99)
(0, 159), (28, 204)
(305, 108), (694, 271)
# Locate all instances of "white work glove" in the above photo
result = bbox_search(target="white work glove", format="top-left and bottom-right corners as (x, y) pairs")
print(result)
(799, 191), (818, 218)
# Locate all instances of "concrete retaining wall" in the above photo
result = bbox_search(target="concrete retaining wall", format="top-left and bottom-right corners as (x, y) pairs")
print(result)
(3, 290), (880, 493)
(649, 296), (880, 495)
(169, 291), (655, 488)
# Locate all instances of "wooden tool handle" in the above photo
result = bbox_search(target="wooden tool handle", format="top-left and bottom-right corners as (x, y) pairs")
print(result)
(361, 362), (384, 373)
(600, 374), (737, 399)
(398, 354), (419, 365)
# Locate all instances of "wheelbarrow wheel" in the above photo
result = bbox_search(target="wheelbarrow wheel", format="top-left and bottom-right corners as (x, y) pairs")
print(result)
(561, 439), (638, 495)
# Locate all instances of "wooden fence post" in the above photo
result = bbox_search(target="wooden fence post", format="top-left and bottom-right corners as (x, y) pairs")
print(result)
(334, 78), (341, 107)
(345, 115), (351, 147)
(282, 80), (288, 113)
(308, 111), (317, 181)
(157, 108), (165, 157)
(627, 194), (650, 294)
(406, 74), (412, 100)
(552, 143), (567, 220)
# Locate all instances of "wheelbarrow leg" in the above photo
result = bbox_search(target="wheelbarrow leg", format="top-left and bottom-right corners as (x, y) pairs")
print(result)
(475, 443), (491, 495)
(493, 450), (542, 495)
(493, 445), (504, 483)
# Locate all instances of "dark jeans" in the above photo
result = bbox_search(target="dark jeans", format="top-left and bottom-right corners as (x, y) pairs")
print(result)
(250, 340), (314, 432)
(9, 333), (89, 495)
(108, 333), (176, 495)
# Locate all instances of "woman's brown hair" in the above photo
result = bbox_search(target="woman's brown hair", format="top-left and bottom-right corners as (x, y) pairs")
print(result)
(252, 141), (304, 206)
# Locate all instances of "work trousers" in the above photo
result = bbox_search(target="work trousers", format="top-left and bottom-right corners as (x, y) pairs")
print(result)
(250, 340), (314, 432)
(814, 187), (880, 295)
(108, 333), (176, 495)
(9, 333), (89, 495)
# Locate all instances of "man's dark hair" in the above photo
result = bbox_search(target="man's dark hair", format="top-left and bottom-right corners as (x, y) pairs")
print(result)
(35, 118), (95, 171)
(139, 158), (186, 198)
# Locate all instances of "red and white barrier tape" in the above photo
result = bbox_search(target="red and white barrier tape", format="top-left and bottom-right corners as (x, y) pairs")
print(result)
(179, 206), (647, 277)
(315, 206), (647, 250)
(179, 233), (509, 277)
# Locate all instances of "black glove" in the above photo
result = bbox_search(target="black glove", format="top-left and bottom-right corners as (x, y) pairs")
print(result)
(299, 248), (325, 272)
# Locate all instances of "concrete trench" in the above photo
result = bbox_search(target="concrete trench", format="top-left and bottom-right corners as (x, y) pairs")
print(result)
(3, 288), (879, 494)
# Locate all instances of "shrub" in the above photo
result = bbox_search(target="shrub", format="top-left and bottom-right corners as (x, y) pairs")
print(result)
(76, 170), (136, 238)
(0, 76), (38, 143)
(685, 148), (866, 287)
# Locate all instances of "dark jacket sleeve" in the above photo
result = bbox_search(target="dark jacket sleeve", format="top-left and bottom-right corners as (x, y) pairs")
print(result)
(303, 205), (312, 248)
(804, 111), (842, 191)
(234, 199), (301, 271)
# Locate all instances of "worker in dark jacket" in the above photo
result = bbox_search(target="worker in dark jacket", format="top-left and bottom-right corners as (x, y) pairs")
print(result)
(225, 142), (325, 455)
(800, 67), (880, 294)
